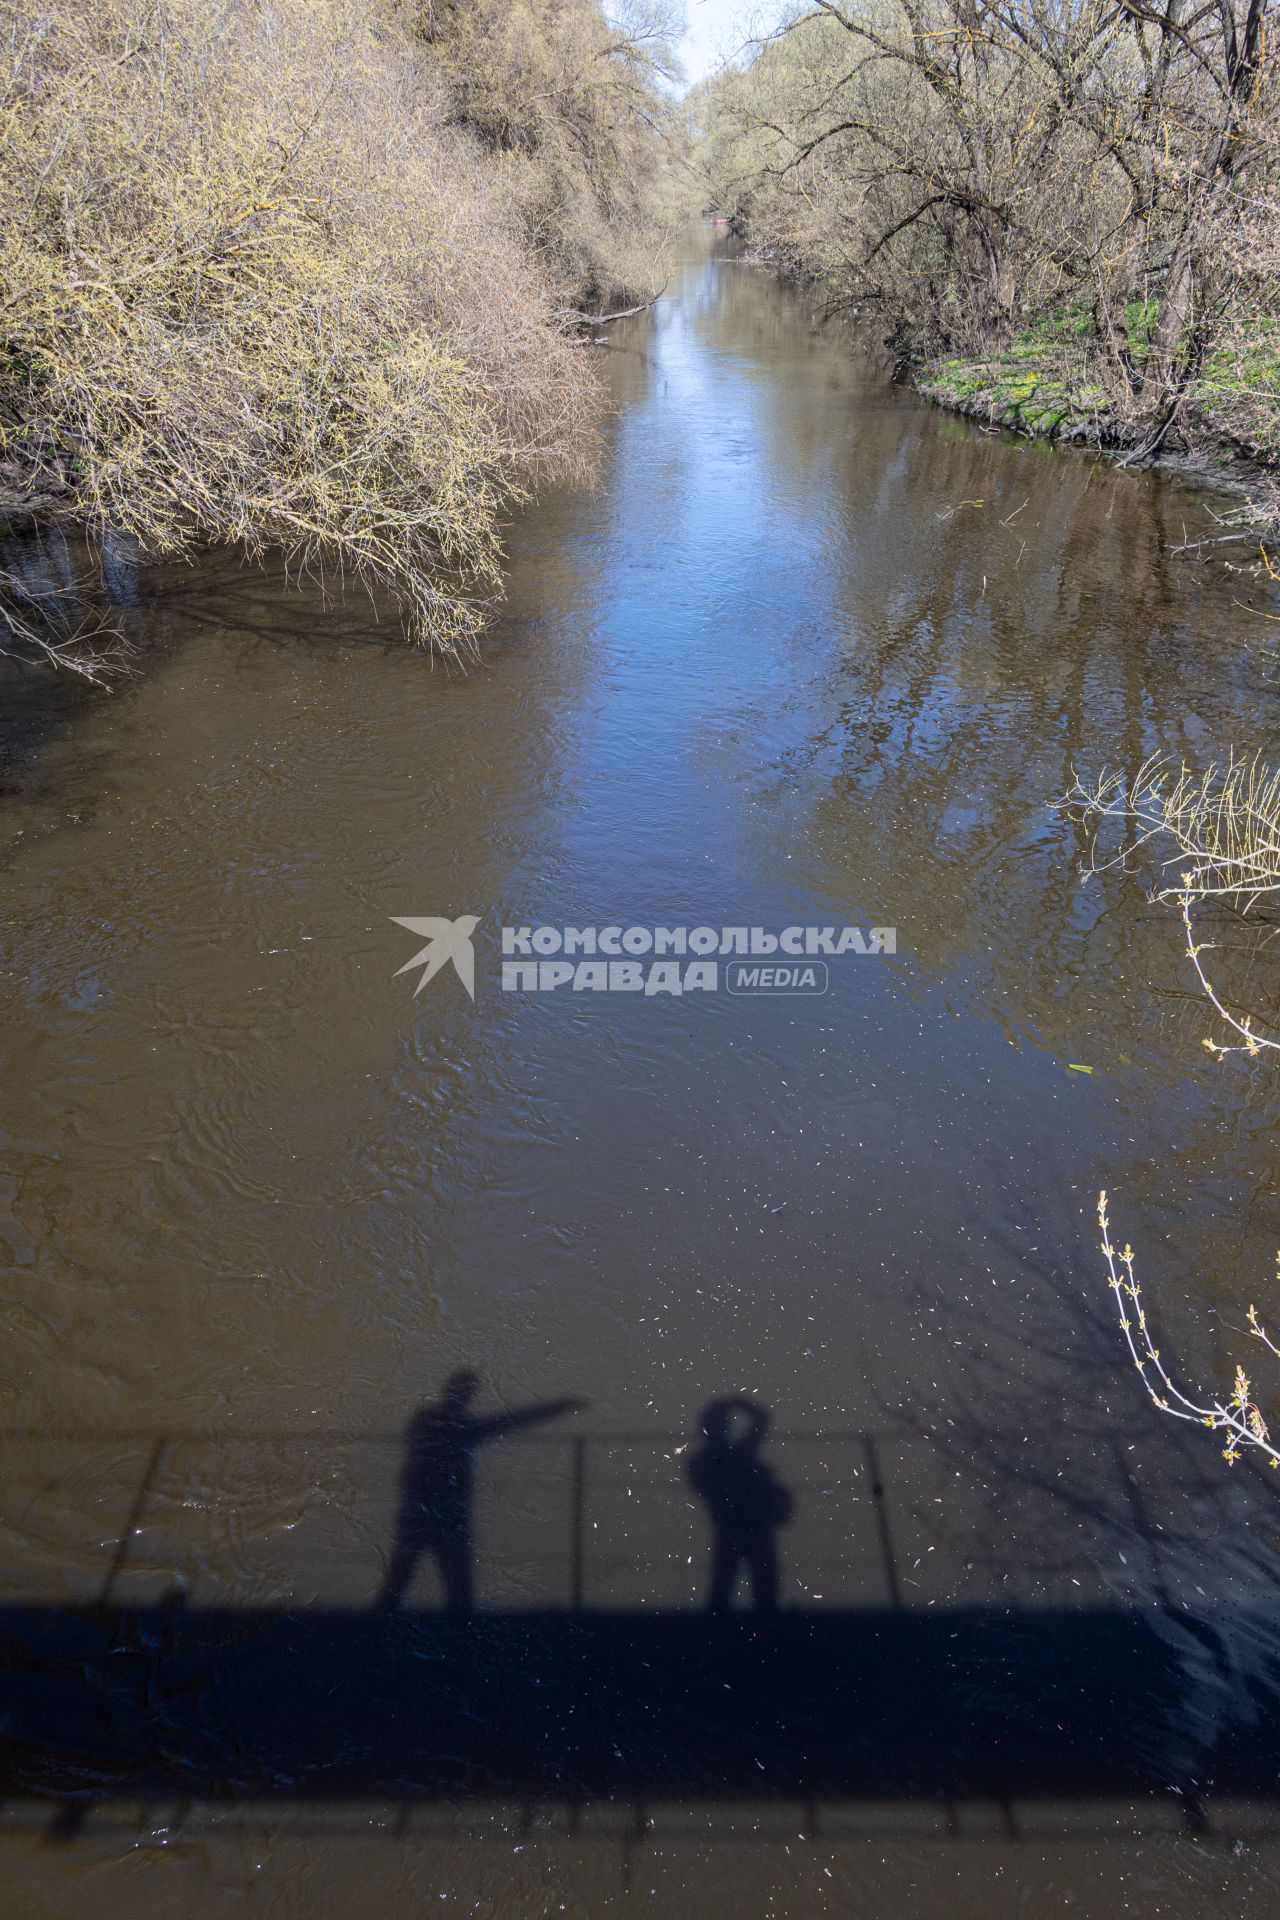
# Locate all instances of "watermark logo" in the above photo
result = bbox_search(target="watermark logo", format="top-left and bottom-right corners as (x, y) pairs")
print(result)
(726, 961), (828, 995)
(390, 915), (480, 1000)
(392, 918), (894, 1002)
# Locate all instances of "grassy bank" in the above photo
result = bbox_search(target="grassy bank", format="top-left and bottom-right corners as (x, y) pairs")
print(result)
(916, 345), (1116, 450)
(697, 0), (1276, 518)
(917, 318), (1280, 476)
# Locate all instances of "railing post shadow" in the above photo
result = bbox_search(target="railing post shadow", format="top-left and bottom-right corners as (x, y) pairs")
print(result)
(98, 1433), (167, 1608)
(570, 1435), (586, 1611)
(863, 1434), (902, 1610)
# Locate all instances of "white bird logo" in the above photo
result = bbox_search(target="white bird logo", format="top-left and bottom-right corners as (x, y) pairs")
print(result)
(390, 915), (480, 1000)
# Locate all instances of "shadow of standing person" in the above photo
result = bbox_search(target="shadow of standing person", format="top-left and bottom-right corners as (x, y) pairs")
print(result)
(378, 1372), (579, 1611)
(687, 1399), (794, 1611)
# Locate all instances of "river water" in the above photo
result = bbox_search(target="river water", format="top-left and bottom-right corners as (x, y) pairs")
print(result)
(3, 232), (1280, 1916)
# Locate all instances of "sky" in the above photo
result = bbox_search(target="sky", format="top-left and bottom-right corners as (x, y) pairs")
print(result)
(677, 0), (788, 86)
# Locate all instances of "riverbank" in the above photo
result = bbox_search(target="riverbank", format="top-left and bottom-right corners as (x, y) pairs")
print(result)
(915, 334), (1280, 529)
(699, 0), (1276, 555)
(734, 247), (1279, 529)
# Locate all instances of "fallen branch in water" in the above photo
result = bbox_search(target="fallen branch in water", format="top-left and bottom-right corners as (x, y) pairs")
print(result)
(1169, 491), (1280, 560)
(563, 282), (668, 328)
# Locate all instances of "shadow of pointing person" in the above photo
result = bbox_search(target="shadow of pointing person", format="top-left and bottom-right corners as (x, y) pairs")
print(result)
(378, 1372), (579, 1612)
(687, 1399), (794, 1612)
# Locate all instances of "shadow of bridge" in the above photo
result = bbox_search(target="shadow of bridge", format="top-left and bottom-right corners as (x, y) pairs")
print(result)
(3, 1411), (1280, 1841)
(4, 1599), (1277, 1820)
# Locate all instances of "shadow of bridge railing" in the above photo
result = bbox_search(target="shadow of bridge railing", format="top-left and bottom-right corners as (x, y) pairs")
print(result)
(2, 1425), (1279, 1834)
(2, 1425), (913, 1612)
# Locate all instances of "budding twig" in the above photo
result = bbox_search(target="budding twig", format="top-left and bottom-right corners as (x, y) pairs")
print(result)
(1099, 1190), (1280, 1468)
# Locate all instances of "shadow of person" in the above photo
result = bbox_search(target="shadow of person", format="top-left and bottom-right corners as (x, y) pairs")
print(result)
(687, 1399), (794, 1612)
(378, 1372), (579, 1612)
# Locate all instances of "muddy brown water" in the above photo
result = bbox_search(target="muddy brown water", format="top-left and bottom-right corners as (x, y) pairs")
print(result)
(3, 232), (1280, 1916)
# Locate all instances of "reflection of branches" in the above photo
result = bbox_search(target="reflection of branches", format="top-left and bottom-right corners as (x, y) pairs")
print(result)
(1099, 1189), (1280, 1469)
(855, 1199), (1228, 1598)
(1060, 752), (1280, 1056)
(0, 564), (128, 684)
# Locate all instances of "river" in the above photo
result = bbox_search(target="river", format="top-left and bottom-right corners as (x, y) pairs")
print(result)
(3, 230), (1280, 1916)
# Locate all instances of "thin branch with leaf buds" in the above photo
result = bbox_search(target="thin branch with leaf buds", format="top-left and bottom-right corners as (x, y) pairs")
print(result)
(1099, 1190), (1280, 1467)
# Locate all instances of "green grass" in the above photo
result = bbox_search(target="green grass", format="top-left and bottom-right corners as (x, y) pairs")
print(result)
(918, 305), (1280, 464)
(1124, 300), (1158, 362)
(1196, 320), (1280, 459)
(917, 345), (1102, 440)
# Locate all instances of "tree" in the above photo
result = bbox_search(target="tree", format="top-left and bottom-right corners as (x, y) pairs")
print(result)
(0, 0), (677, 675)
(700, 0), (1278, 445)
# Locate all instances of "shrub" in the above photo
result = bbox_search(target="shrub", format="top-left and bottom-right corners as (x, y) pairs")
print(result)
(0, 0), (607, 674)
